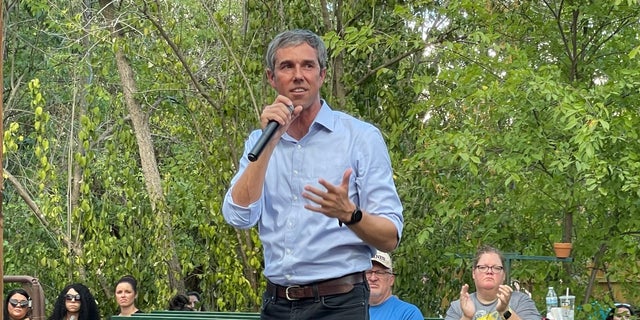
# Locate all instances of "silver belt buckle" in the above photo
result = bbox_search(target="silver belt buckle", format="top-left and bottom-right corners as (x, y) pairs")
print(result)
(285, 285), (300, 300)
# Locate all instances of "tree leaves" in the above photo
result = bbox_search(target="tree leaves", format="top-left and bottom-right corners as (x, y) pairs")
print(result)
(3, 0), (640, 317)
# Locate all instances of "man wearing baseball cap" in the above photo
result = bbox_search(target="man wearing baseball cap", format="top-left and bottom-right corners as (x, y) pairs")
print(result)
(367, 250), (423, 320)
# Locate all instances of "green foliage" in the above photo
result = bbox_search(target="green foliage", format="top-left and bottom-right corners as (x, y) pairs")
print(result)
(397, 0), (640, 316)
(3, 0), (640, 318)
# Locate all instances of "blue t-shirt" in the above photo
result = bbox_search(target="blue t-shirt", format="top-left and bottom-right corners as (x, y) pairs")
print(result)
(371, 295), (423, 320)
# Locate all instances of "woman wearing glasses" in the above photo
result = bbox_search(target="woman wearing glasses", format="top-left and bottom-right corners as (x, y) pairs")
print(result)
(4, 288), (32, 320)
(445, 245), (541, 320)
(48, 283), (100, 320)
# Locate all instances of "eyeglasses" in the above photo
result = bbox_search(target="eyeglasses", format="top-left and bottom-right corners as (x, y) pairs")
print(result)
(365, 270), (394, 277)
(9, 299), (29, 308)
(475, 265), (504, 273)
(65, 294), (82, 301)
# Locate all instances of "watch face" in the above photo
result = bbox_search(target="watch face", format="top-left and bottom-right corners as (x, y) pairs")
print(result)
(352, 209), (362, 223)
(345, 208), (362, 225)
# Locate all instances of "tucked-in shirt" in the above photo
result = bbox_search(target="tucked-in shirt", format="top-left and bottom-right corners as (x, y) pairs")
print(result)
(223, 101), (403, 286)
(370, 295), (423, 320)
(445, 291), (541, 320)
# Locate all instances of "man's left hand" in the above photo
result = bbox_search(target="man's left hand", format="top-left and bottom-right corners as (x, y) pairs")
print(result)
(302, 168), (355, 222)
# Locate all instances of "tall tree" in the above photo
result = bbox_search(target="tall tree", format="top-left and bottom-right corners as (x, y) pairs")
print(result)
(400, 0), (640, 313)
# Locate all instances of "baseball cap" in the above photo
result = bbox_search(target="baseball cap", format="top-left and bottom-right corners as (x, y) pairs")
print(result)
(371, 250), (393, 271)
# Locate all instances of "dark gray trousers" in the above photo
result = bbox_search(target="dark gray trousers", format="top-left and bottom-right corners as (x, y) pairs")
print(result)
(260, 282), (370, 320)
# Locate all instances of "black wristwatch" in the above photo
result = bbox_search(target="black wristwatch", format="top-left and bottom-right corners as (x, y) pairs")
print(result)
(339, 207), (363, 227)
(502, 309), (512, 320)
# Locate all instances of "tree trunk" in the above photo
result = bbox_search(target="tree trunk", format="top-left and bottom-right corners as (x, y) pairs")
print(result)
(583, 243), (607, 304)
(98, 0), (184, 292)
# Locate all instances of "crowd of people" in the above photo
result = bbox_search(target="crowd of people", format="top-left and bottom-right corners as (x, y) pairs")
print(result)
(4, 246), (635, 320)
(3, 274), (204, 319)
(4, 28), (637, 320)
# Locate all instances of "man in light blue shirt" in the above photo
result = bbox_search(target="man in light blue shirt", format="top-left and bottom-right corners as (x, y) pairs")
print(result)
(222, 29), (403, 320)
(368, 251), (423, 320)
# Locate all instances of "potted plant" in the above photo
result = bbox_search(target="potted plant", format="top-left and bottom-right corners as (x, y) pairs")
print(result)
(553, 242), (573, 258)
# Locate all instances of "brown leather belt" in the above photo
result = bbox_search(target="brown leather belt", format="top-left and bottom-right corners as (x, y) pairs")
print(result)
(267, 272), (365, 301)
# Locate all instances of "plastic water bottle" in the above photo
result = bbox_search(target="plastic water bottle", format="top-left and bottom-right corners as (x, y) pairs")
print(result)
(546, 287), (558, 318)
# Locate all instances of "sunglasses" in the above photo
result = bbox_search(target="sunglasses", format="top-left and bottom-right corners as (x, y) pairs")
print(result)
(9, 299), (30, 308)
(65, 294), (82, 301)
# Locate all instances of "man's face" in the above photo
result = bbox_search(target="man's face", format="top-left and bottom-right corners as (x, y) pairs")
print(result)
(366, 262), (395, 306)
(267, 43), (326, 110)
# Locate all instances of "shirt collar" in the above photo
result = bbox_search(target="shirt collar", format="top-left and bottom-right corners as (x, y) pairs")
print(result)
(312, 100), (335, 132)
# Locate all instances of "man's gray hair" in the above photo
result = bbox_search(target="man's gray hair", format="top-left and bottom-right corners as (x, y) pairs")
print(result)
(265, 29), (328, 72)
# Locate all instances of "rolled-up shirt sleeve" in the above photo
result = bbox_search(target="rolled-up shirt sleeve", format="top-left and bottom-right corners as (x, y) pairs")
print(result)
(353, 125), (404, 241)
(222, 189), (261, 229)
(222, 130), (264, 229)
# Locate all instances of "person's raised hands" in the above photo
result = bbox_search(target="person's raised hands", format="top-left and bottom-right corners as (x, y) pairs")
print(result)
(496, 284), (513, 314)
(460, 284), (475, 320)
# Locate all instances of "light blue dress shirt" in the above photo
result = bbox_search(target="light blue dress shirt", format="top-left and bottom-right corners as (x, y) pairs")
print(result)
(222, 101), (403, 286)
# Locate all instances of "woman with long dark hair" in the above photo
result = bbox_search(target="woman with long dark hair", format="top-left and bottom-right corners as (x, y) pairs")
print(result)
(4, 288), (32, 320)
(48, 283), (100, 320)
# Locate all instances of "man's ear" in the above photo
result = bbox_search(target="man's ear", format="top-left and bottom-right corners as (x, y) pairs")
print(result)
(266, 69), (275, 87)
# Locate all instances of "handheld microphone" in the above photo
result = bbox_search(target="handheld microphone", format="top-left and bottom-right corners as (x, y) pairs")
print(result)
(70, 316), (77, 320)
(247, 104), (294, 162)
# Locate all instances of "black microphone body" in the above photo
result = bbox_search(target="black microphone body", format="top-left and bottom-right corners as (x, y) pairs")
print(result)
(247, 120), (279, 162)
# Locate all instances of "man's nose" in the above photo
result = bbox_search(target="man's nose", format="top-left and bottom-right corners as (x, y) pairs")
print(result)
(293, 66), (304, 80)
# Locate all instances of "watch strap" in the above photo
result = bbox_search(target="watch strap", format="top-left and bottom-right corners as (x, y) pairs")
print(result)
(339, 207), (362, 227)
